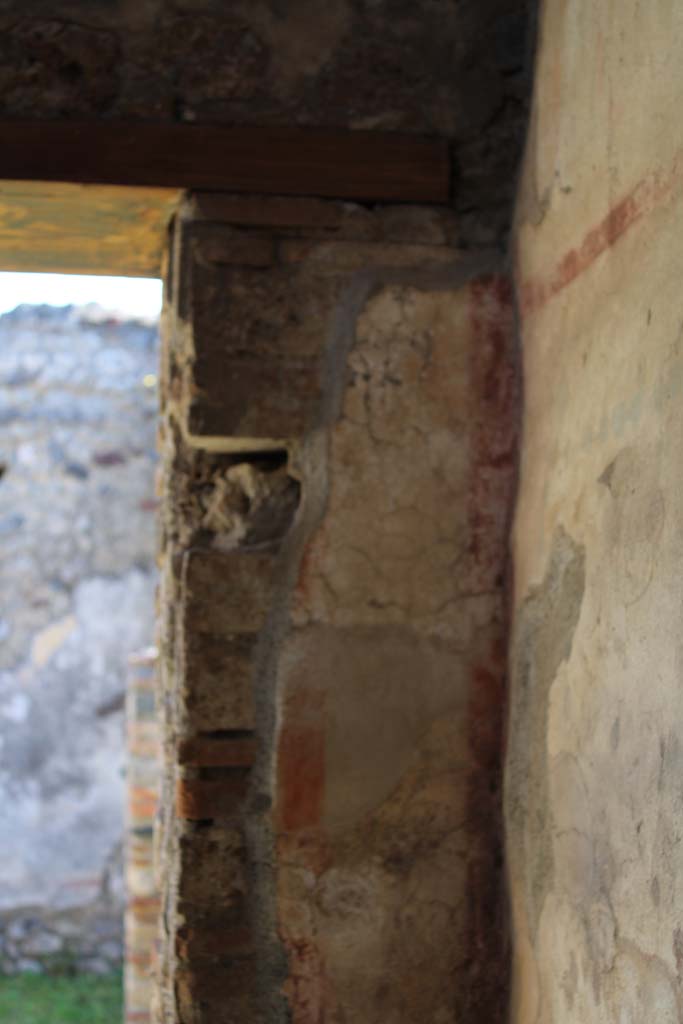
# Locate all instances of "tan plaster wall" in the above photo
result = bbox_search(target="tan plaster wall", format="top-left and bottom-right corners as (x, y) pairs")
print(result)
(274, 274), (516, 1023)
(509, 1), (683, 1019)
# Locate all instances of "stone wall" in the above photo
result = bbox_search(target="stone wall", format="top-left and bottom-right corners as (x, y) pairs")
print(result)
(155, 194), (517, 1023)
(507, 1), (683, 1020)
(0, 3), (544, 1015)
(0, 1), (533, 247)
(0, 304), (158, 974)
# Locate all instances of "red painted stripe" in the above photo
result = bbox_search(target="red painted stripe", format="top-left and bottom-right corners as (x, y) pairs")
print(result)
(520, 157), (677, 315)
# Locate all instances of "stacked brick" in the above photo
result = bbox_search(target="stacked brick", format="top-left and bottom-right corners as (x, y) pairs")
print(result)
(125, 648), (161, 1024)
(155, 193), (514, 1022)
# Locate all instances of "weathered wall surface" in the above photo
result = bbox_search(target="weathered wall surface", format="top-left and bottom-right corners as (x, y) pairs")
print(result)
(0, 1), (532, 245)
(273, 273), (515, 1024)
(156, 195), (517, 1023)
(0, 305), (158, 973)
(508, 2), (683, 1020)
(0, 1), (540, 1014)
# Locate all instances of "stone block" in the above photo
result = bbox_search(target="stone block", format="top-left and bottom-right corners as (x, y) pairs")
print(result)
(177, 826), (248, 908)
(187, 357), (322, 440)
(182, 631), (257, 733)
(183, 234), (342, 354)
(183, 258), (339, 440)
(176, 907), (253, 958)
(175, 957), (258, 1024)
(178, 548), (275, 733)
(182, 549), (277, 635)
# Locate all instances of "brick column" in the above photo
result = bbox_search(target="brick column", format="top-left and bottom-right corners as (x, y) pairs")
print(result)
(156, 194), (516, 1023)
(125, 648), (161, 1024)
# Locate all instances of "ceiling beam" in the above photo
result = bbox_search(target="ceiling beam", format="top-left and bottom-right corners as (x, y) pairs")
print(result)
(0, 121), (451, 204)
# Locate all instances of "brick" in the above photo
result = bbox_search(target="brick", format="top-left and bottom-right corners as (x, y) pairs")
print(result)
(178, 734), (257, 768)
(176, 773), (250, 820)
(128, 784), (158, 823)
(182, 548), (278, 635)
(182, 631), (257, 732)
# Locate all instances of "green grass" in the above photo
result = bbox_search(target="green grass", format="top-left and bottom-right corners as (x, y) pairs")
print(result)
(0, 971), (122, 1023)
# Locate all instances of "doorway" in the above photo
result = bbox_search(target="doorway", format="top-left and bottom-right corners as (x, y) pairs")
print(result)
(0, 272), (161, 1023)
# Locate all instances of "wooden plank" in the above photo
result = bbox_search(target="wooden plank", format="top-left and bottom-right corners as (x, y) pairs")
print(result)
(0, 121), (450, 203)
(0, 180), (179, 277)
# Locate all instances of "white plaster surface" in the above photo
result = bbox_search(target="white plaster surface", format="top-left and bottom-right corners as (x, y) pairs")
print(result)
(509, 2), (683, 1019)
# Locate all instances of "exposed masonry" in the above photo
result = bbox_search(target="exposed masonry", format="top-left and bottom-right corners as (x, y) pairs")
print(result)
(0, 3), (533, 247)
(125, 649), (161, 1024)
(154, 193), (517, 1023)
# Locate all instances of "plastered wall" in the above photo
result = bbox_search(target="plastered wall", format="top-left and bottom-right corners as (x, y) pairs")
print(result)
(0, 5), (542, 1017)
(156, 195), (517, 1023)
(508, 1), (683, 1019)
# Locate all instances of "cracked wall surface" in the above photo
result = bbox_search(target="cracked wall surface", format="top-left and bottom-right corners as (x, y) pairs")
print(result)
(156, 195), (517, 1023)
(508, 1), (683, 1020)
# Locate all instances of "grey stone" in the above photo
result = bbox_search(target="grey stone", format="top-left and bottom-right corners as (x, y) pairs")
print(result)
(0, 304), (159, 974)
(22, 930), (63, 956)
(15, 958), (41, 973)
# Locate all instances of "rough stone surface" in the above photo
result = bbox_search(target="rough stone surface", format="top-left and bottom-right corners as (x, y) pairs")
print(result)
(0, 1), (534, 246)
(157, 195), (517, 1022)
(0, 304), (158, 974)
(508, 2), (683, 1019)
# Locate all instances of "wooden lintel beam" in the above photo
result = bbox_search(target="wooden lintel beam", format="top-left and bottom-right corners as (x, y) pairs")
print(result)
(0, 121), (451, 204)
(0, 181), (179, 278)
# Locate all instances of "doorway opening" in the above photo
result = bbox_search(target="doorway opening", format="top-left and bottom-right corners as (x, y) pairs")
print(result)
(0, 272), (162, 1024)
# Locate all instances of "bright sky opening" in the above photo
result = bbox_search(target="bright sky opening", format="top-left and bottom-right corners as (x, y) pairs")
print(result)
(0, 273), (162, 319)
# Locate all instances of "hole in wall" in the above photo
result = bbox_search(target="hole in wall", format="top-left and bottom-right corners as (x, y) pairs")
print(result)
(237, 449), (289, 472)
(183, 447), (301, 551)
